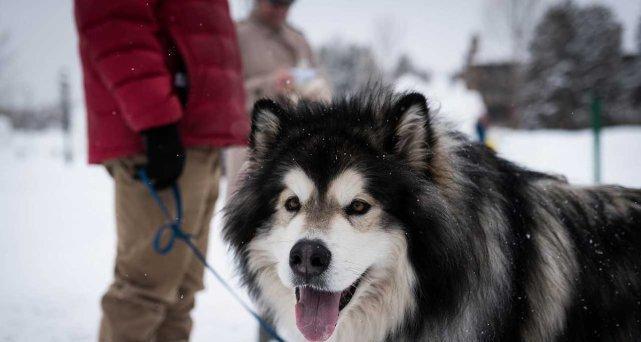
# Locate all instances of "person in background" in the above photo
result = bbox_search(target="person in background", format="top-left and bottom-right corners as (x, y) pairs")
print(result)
(476, 114), (497, 150)
(476, 114), (489, 145)
(74, 0), (247, 340)
(225, 0), (331, 200)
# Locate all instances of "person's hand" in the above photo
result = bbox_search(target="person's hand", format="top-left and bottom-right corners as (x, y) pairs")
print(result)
(271, 68), (294, 95)
(140, 124), (185, 190)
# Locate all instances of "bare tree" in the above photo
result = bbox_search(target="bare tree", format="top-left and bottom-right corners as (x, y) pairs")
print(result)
(0, 31), (11, 108)
(483, 0), (550, 62)
(637, 15), (641, 54)
(319, 39), (384, 95)
(371, 15), (404, 72)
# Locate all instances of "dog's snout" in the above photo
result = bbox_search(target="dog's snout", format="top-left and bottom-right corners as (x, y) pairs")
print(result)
(289, 239), (331, 279)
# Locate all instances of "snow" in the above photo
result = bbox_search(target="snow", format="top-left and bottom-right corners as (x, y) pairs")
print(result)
(0, 129), (256, 341)
(1, 123), (640, 341)
(493, 126), (641, 187)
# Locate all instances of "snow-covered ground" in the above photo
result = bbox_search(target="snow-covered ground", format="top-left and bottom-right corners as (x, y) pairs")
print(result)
(494, 127), (641, 187)
(0, 130), (256, 341)
(1, 124), (640, 341)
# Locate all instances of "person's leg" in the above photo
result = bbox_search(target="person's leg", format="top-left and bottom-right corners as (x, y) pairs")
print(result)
(99, 148), (220, 342)
(156, 150), (221, 341)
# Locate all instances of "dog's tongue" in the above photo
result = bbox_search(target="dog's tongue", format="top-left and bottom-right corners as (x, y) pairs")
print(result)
(295, 287), (341, 341)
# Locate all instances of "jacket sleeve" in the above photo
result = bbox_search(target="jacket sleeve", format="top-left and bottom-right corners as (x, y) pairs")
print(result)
(75, 0), (182, 132)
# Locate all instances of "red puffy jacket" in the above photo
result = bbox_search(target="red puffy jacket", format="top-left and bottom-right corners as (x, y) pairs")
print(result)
(75, 0), (248, 164)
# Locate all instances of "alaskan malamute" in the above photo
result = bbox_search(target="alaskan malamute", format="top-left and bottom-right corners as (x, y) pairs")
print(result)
(223, 90), (641, 341)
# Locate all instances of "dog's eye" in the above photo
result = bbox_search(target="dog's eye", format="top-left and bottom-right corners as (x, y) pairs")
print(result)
(284, 196), (301, 212)
(346, 199), (371, 216)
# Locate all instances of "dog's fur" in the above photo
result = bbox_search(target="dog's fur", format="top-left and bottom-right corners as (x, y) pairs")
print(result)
(223, 89), (641, 341)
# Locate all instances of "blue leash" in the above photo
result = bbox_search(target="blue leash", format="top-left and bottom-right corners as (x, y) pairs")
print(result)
(136, 169), (285, 342)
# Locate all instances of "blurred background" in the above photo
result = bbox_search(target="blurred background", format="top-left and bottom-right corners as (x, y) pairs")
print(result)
(0, 0), (639, 340)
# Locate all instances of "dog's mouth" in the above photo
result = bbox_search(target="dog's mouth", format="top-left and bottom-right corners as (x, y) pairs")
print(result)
(293, 276), (364, 341)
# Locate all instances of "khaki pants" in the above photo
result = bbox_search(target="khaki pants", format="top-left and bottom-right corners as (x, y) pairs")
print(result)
(100, 149), (221, 342)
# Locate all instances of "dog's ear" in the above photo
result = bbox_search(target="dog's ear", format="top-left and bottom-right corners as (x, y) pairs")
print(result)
(250, 99), (284, 158)
(390, 93), (432, 170)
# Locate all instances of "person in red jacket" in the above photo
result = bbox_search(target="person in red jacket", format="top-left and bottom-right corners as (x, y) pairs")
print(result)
(74, 0), (248, 340)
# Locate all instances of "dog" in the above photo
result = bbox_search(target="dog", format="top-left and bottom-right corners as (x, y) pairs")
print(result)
(222, 89), (641, 341)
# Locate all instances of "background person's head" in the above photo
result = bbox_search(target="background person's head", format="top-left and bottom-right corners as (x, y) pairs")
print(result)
(255, 0), (294, 29)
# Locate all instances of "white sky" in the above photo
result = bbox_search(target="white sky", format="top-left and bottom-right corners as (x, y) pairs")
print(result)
(0, 0), (638, 106)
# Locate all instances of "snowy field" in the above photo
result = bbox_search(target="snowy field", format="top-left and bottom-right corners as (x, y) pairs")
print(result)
(0, 127), (255, 341)
(0, 124), (640, 341)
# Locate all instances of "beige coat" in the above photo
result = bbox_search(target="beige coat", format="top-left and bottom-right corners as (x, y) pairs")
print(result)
(227, 14), (331, 203)
(236, 12), (331, 112)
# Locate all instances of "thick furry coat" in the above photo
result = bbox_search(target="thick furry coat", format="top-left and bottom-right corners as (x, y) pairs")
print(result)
(223, 90), (641, 341)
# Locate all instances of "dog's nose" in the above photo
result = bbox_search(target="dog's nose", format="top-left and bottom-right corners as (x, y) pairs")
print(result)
(289, 239), (331, 279)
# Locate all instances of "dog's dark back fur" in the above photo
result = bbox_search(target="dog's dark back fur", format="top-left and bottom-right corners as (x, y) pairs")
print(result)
(553, 185), (641, 341)
(224, 89), (641, 341)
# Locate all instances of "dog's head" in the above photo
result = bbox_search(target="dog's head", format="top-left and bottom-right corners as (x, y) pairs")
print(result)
(224, 91), (456, 341)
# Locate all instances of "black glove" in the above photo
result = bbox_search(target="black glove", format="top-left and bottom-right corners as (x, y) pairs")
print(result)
(140, 124), (185, 190)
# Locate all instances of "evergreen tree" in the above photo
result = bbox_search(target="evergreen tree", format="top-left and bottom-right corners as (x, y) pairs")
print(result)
(519, 3), (576, 128)
(519, 3), (623, 129)
(570, 5), (623, 126)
